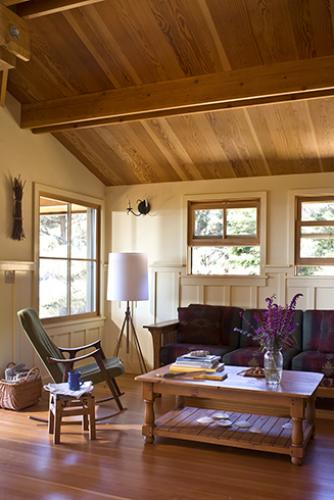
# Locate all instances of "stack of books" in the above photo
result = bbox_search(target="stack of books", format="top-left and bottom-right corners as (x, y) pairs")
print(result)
(169, 352), (222, 373)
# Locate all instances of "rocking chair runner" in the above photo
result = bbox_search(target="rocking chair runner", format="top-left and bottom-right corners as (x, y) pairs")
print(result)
(17, 308), (125, 412)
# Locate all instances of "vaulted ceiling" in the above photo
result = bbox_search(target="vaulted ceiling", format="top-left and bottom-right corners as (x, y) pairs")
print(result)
(5, 0), (334, 185)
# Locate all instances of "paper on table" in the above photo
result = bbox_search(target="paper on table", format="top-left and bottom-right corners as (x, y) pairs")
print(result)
(44, 381), (93, 398)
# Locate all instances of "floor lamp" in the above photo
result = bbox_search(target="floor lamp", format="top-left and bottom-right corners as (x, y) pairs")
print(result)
(107, 252), (148, 373)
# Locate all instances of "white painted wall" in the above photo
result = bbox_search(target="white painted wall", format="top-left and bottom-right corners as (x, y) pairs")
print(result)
(0, 95), (105, 375)
(105, 171), (334, 373)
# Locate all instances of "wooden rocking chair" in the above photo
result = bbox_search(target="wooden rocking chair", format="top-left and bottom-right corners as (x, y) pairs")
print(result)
(17, 308), (125, 416)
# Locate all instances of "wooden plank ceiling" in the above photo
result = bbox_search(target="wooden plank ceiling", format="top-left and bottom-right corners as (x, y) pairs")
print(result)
(7, 0), (334, 185)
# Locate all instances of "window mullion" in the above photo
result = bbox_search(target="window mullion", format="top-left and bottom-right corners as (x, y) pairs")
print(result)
(223, 205), (227, 239)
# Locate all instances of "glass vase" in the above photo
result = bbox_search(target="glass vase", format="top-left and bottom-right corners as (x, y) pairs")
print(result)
(264, 348), (283, 387)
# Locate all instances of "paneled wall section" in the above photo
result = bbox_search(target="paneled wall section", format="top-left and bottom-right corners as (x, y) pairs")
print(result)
(151, 265), (334, 322)
(0, 268), (105, 379)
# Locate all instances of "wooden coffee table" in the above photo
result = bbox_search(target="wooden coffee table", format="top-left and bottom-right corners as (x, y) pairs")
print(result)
(135, 365), (323, 465)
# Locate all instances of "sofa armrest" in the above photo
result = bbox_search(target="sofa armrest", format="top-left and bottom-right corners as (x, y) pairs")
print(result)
(144, 320), (179, 369)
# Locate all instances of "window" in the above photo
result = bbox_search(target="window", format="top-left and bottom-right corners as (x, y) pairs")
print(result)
(295, 196), (334, 276)
(38, 194), (100, 320)
(188, 199), (260, 275)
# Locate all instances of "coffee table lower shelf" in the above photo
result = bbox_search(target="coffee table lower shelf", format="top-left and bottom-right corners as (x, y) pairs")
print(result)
(153, 407), (313, 458)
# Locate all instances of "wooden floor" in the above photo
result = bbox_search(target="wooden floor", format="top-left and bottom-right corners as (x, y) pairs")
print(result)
(0, 375), (333, 500)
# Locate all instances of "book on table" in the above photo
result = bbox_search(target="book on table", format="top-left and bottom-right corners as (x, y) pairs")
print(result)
(173, 353), (221, 369)
(169, 352), (224, 375)
(169, 364), (221, 373)
(168, 362), (226, 380)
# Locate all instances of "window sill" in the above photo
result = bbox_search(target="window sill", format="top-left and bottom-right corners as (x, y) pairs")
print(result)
(42, 315), (106, 330)
(181, 274), (267, 286)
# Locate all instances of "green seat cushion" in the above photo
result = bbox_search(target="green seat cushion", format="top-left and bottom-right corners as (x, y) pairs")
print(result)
(79, 356), (124, 384)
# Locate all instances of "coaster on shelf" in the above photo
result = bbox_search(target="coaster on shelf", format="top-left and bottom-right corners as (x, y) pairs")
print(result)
(235, 420), (252, 428)
(212, 412), (230, 420)
(216, 419), (232, 427)
(196, 416), (213, 425)
(249, 426), (261, 434)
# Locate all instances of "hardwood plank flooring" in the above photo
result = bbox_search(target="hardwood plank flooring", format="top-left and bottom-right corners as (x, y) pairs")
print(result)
(0, 374), (333, 500)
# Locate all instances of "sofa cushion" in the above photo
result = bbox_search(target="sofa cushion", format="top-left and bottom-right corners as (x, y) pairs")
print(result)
(303, 310), (334, 352)
(223, 346), (299, 369)
(177, 305), (222, 345)
(223, 347), (263, 367)
(160, 343), (231, 366)
(239, 309), (303, 349)
(178, 304), (242, 346)
(220, 305), (242, 347)
(291, 351), (334, 387)
(240, 309), (264, 347)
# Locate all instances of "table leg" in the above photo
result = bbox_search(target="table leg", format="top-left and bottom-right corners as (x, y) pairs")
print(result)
(48, 393), (54, 435)
(305, 395), (316, 438)
(54, 398), (63, 445)
(83, 413), (89, 431)
(143, 383), (155, 444)
(290, 398), (305, 465)
(176, 395), (185, 409)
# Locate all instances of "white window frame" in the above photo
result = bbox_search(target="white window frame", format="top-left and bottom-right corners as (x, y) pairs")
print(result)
(183, 191), (267, 277)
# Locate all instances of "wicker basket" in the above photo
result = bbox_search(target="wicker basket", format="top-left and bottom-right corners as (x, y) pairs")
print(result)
(0, 365), (42, 410)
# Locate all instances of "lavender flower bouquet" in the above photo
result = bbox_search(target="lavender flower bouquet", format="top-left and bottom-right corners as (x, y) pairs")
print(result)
(235, 293), (303, 352)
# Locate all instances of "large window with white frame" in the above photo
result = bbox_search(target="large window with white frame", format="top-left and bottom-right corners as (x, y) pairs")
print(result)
(295, 196), (334, 276)
(38, 194), (100, 320)
(188, 198), (261, 275)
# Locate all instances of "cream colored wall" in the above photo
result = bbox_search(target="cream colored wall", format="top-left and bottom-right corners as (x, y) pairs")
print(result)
(105, 171), (334, 373)
(0, 94), (105, 374)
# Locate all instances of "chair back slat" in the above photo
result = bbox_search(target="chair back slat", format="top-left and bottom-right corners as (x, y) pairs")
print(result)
(17, 308), (65, 383)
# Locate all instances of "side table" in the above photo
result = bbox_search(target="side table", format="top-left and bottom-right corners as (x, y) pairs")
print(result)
(48, 392), (96, 444)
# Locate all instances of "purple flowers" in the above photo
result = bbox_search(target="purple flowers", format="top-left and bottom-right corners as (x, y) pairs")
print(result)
(235, 294), (303, 351)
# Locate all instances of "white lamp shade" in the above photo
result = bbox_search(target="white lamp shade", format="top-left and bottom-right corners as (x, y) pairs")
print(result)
(107, 252), (149, 301)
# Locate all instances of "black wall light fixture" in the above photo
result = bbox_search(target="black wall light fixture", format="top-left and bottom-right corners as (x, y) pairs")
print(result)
(126, 199), (151, 216)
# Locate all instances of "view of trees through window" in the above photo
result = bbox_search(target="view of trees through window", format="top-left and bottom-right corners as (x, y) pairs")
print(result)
(189, 200), (260, 275)
(296, 198), (334, 276)
(39, 195), (99, 319)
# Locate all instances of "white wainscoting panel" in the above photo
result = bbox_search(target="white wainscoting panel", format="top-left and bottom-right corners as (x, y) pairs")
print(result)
(150, 265), (334, 319)
(316, 288), (334, 309)
(0, 266), (106, 378)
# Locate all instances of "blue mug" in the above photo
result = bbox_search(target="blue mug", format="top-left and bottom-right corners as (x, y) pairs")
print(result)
(68, 370), (83, 391)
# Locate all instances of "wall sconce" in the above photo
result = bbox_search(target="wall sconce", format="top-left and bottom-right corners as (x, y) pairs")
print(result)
(126, 199), (150, 216)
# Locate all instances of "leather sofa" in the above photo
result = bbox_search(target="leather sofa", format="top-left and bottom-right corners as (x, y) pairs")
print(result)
(144, 304), (334, 392)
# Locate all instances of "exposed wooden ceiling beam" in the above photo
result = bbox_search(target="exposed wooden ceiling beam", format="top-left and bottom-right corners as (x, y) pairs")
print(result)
(31, 88), (334, 134)
(21, 55), (334, 132)
(1, 1), (29, 6)
(0, 68), (8, 105)
(16, 0), (105, 19)
(0, 46), (16, 69)
(0, 4), (30, 61)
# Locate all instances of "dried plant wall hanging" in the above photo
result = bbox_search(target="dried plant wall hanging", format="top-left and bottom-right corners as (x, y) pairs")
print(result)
(11, 176), (25, 241)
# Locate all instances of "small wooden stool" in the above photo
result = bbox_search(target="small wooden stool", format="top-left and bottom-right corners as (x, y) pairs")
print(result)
(48, 392), (96, 444)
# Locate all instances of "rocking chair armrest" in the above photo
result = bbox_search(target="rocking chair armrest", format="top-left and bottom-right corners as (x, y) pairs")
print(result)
(48, 348), (102, 364)
(58, 340), (102, 353)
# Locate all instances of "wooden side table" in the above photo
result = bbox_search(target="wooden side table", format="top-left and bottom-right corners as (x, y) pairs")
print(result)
(48, 392), (96, 444)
